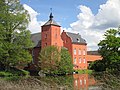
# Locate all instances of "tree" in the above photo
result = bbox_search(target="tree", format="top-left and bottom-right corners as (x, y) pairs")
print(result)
(0, 0), (32, 70)
(39, 46), (60, 74)
(90, 28), (120, 72)
(57, 48), (73, 75)
(39, 46), (73, 75)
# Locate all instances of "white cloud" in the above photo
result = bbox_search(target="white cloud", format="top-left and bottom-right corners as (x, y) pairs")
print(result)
(70, 0), (120, 50)
(23, 4), (45, 33)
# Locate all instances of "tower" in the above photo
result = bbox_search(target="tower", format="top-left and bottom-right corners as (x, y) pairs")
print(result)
(41, 13), (63, 49)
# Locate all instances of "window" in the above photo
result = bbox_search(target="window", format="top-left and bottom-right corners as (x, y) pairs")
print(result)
(74, 49), (76, 55)
(80, 79), (82, 85)
(45, 34), (47, 39)
(55, 34), (57, 38)
(83, 58), (86, 63)
(79, 58), (81, 63)
(83, 50), (86, 55)
(75, 80), (78, 86)
(77, 38), (80, 42)
(74, 57), (76, 64)
(78, 49), (81, 55)
(84, 79), (86, 85)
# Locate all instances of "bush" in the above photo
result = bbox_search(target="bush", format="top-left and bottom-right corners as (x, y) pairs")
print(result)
(0, 71), (13, 77)
(89, 60), (106, 72)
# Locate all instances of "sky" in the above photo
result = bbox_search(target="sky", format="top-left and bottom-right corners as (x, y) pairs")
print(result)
(20, 0), (120, 50)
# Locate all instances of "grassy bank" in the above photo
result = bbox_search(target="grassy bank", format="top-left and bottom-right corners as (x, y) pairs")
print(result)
(0, 69), (29, 77)
(75, 69), (93, 74)
(0, 75), (73, 90)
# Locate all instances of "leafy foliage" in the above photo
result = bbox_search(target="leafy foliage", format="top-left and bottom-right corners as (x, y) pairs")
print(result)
(39, 46), (60, 74)
(90, 28), (120, 72)
(57, 48), (73, 75)
(39, 46), (73, 75)
(0, 0), (32, 70)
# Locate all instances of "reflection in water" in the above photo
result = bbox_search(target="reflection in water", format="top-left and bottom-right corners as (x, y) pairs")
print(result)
(33, 74), (101, 90)
(73, 74), (98, 90)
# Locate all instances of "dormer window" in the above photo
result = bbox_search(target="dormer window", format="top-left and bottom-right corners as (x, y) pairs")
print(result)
(77, 38), (80, 42)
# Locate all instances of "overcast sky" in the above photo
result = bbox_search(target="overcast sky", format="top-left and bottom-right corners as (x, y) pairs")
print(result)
(20, 0), (120, 50)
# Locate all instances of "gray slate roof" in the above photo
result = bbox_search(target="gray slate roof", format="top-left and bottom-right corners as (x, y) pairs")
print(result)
(43, 19), (60, 26)
(31, 33), (41, 47)
(87, 51), (100, 55)
(66, 32), (87, 44)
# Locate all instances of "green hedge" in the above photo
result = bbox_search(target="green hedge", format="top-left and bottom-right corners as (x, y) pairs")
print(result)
(0, 69), (29, 77)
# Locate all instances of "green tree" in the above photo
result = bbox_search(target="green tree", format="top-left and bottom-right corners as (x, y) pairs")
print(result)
(0, 0), (32, 70)
(58, 48), (73, 75)
(90, 28), (120, 72)
(39, 46), (73, 75)
(39, 46), (60, 74)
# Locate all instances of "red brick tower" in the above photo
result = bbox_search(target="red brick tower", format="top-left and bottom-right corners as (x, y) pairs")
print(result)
(41, 13), (63, 49)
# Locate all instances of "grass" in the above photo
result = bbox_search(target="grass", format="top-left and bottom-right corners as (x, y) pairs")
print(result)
(75, 69), (93, 74)
(0, 69), (29, 77)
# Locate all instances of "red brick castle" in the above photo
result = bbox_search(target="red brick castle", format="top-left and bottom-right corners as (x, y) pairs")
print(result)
(30, 13), (102, 70)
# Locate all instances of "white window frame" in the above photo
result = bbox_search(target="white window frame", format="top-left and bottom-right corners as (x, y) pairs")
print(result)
(83, 58), (86, 63)
(74, 57), (76, 64)
(74, 48), (76, 55)
(78, 49), (81, 55)
(80, 79), (82, 85)
(83, 50), (86, 55)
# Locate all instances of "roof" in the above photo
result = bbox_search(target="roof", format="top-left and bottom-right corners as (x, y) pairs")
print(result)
(87, 51), (100, 55)
(31, 33), (41, 47)
(42, 13), (60, 27)
(66, 32), (87, 44)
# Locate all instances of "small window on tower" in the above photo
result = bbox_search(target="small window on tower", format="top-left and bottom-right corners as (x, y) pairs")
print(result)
(45, 34), (47, 39)
(55, 34), (57, 38)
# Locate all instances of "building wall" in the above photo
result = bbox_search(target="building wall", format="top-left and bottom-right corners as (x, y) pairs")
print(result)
(61, 31), (88, 70)
(41, 25), (63, 49)
(61, 31), (72, 56)
(87, 55), (102, 62)
(32, 47), (41, 64)
(41, 26), (51, 48)
(72, 44), (87, 70)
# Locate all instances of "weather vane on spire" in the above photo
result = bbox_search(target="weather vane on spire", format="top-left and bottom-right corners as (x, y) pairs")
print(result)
(49, 8), (53, 19)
